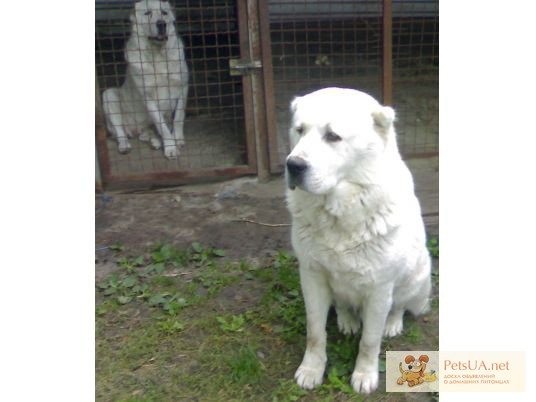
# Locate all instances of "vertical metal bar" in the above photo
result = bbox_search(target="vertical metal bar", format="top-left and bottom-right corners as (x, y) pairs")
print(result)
(95, 149), (103, 192)
(382, 0), (393, 106)
(95, 71), (103, 192)
(237, 0), (258, 173)
(246, 0), (271, 182)
(258, 0), (281, 173)
(95, 72), (111, 189)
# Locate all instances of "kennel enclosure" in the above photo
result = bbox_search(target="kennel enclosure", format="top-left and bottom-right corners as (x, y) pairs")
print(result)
(95, 0), (438, 189)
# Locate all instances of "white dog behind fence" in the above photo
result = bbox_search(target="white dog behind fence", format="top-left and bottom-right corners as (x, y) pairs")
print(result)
(102, 0), (189, 160)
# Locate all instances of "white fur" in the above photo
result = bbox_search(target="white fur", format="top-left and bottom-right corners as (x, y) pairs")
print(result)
(102, 0), (189, 159)
(286, 88), (431, 394)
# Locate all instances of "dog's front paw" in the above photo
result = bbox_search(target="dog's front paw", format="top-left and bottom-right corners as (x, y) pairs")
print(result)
(164, 144), (178, 159)
(351, 370), (378, 394)
(150, 137), (162, 150)
(295, 364), (325, 390)
(117, 140), (132, 154)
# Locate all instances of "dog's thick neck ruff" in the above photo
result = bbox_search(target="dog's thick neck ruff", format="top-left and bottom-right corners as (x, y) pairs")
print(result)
(286, 150), (416, 251)
(287, 178), (397, 228)
(287, 141), (404, 211)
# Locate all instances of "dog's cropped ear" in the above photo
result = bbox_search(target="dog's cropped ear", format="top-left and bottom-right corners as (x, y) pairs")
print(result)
(405, 355), (415, 364)
(290, 96), (301, 114)
(419, 355), (430, 363)
(372, 106), (396, 134)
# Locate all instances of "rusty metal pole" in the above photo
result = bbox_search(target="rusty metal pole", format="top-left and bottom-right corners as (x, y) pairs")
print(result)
(382, 0), (393, 106)
(258, 0), (279, 174)
(246, 0), (271, 182)
(95, 73), (108, 191)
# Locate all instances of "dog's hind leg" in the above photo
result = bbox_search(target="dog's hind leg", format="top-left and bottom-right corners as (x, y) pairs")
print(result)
(407, 253), (432, 316)
(139, 128), (162, 150)
(102, 88), (132, 154)
(407, 278), (431, 316)
(336, 306), (360, 335)
(384, 307), (404, 337)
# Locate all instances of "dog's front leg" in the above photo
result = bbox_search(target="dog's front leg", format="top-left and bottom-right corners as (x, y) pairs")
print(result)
(145, 99), (178, 160)
(351, 285), (393, 394)
(172, 84), (188, 148)
(295, 266), (331, 390)
(102, 88), (132, 154)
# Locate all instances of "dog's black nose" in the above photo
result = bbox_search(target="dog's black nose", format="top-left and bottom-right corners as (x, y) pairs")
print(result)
(286, 156), (308, 177)
(156, 20), (167, 35)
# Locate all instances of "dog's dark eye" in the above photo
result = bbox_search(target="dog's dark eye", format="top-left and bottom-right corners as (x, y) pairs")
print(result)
(144, 11), (152, 16)
(325, 130), (342, 142)
(295, 126), (304, 135)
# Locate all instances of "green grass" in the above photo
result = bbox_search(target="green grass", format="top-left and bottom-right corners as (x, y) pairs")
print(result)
(404, 321), (424, 344)
(427, 237), (439, 258)
(96, 244), (439, 401)
(227, 345), (265, 384)
(216, 314), (247, 332)
(255, 251), (306, 342)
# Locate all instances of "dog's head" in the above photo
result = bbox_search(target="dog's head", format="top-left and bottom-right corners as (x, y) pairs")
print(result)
(131, 0), (176, 45)
(402, 355), (429, 373)
(286, 87), (396, 194)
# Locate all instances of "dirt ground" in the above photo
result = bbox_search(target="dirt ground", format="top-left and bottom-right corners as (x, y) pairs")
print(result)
(96, 178), (294, 281)
(96, 159), (437, 273)
(96, 160), (438, 401)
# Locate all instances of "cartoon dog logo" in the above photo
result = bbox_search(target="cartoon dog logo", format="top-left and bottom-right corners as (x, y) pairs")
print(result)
(397, 355), (437, 387)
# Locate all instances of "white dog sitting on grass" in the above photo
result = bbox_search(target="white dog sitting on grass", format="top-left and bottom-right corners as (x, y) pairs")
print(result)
(285, 87), (432, 394)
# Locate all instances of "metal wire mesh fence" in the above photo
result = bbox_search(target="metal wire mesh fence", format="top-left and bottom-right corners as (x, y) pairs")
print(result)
(268, 0), (384, 169)
(392, 0), (438, 157)
(96, 0), (251, 186)
(267, 0), (438, 169)
(95, 0), (439, 188)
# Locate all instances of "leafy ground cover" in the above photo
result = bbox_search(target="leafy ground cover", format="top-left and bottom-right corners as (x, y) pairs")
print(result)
(96, 240), (439, 401)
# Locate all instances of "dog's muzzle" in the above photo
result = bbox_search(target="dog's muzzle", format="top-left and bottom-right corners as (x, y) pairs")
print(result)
(157, 20), (167, 35)
(286, 156), (308, 190)
(149, 20), (168, 42)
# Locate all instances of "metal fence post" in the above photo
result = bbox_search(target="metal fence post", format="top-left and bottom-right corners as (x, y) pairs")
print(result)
(383, 0), (393, 106)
